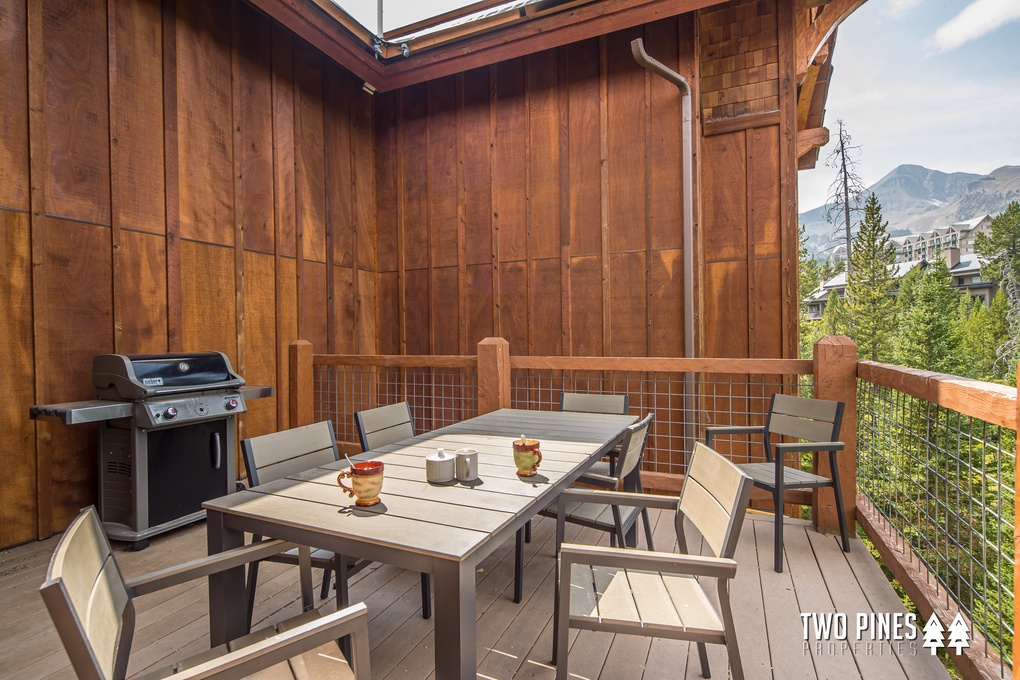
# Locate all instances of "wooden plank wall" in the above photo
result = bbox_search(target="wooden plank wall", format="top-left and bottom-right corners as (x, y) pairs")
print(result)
(0, 0), (376, 545)
(372, 0), (797, 362)
(373, 18), (689, 361)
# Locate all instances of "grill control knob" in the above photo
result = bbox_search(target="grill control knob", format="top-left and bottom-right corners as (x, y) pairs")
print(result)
(163, 406), (178, 420)
(225, 398), (239, 411)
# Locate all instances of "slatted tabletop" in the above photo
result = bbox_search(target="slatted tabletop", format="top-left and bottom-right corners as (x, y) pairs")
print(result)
(203, 408), (636, 680)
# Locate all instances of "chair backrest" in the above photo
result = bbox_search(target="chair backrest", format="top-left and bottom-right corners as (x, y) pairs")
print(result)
(355, 402), (415, 451)
(40, 507), (134, 680)
(243, 421), (340, 487)
(615, 413), (654, 486)
(560, 392), (629, 415)
(764, 393), (843, 445)
(677, 443), (754, 559)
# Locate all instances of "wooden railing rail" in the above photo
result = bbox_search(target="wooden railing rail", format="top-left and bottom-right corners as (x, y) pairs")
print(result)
(510, 355), (814, 373)
(858, 360), (1017, 430)
(312, 354), (478, 368)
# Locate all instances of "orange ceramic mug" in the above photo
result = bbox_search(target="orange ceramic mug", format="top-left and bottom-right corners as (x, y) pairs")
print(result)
(512, 439), (542, 477)
(337, 460), (384, 506)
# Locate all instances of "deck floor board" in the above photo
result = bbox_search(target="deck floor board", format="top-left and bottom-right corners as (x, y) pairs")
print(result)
(0, 511), (951, 679)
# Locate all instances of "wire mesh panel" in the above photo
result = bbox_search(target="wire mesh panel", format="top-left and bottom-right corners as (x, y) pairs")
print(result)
(314, 363), (479, 448)
(509, 368), (814, 475)
(858, 378), (1016, 672)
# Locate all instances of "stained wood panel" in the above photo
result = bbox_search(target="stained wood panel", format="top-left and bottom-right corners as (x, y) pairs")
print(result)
(753, 257), (783, 357)
(429, 76), (459, 269)
(377, 271), (401, 354)
(0, 1), (28, 211)
(567, 40), (602, 258)
(606, 28), (647, 254)
(235, 2), (275, 254)
(432, 266), (460, 354)
(374, 91), (400, 273)
(609, 252), (647, 356)
(110, 0), (165, 235)
(465, 263), (494, 348)
(33, 219), (113, 534)
(494, 60), (527, 264)
(333, 265), (356, 353)
(461, 68), (492, 267)
(404, 268), (430, 355)
(243, 251), (277, 438)
(651, 249), (683, 356)
(569, 255), (603, 356)
(181, 241), (236, 358)
(116, 230), (168, 353)
(357, 269), (377, 353)
(526, 52), (560, 261)
(299, 260), (327, 352)
(530, 259), (561, 355)
(271, 24), (297, 259)
(176, 0), (233, 245)
(277, 257), (298, 428)
(325, 61), (354, 268)
(703, 260), (749, 357)
(646, 20), (682, 251)
(749, 125), (781, 257)
(702, 131), (747, 262)
(353, 87), (376, 273)
(0, 210), (35, 545)
(295, 40), (327, 263)
(42, 0), (111, 226)
(499, 261), (529, 353)
(401, 84), (429, 271)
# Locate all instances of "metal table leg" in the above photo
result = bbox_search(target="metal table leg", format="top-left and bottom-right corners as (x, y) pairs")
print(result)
(432, 559), (476, 679)
(206, 509), (247, 646)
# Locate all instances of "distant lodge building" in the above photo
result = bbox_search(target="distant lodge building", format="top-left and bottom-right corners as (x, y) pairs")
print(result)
(805, 213), (996, 320)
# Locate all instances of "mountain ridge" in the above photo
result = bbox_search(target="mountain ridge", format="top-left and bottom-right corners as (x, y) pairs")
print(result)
(800, 164), (1020, 256)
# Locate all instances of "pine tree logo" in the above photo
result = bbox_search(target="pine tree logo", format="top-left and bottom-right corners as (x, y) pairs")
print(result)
(947, 613), (971, 653)
(922, 613), (945, 655)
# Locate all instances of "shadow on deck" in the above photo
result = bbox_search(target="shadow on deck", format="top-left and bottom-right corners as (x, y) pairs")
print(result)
(0, 510), (949, 679)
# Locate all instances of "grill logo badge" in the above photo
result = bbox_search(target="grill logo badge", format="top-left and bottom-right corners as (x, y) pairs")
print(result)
(142, 377), (164, 386)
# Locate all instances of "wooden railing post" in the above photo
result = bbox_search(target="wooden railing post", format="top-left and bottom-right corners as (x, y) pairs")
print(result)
(477, 337), (510, 414)
(813, 335), (857, 535)
(289, 340), (314, 427)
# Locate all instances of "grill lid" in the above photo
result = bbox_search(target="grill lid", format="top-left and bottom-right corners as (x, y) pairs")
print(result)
(93, 351), (245, 399)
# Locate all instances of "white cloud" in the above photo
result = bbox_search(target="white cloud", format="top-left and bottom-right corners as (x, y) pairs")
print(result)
(883, 0), (920, 19)
(928, 0), (1020, 52)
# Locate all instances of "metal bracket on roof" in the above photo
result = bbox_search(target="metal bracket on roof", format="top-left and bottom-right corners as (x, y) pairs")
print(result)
(372, 37), (383, 58)
(371, 36), (411, 59)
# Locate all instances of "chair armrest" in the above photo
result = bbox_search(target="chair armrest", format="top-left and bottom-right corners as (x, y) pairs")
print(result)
(559, 543), (737, 579)
(163, 602), (370, 680)
(575, 472), (619, 487)
(558, 488), (679, 511)
(126, 539), (296, 596)
(705, 425), (764, 446)
(774, 441), (844, 455)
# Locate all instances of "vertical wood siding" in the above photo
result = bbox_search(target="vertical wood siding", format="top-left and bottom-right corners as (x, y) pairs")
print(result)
(0, 0), (375, 543)
(0, 0), (797, 546)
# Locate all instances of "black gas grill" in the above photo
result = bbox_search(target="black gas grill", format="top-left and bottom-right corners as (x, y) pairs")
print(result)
(31, 351), (271, 548)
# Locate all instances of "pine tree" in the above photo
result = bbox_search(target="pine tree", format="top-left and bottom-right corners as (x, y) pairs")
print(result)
(821, 291), (850, 337)
(894, 258), (963, 374)
(845, 194), (897, 361)
(958, 297), (996, 381)
(974, 201), (1020, 373)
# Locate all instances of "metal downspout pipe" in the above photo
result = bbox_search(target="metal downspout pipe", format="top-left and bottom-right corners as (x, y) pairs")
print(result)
(631, 38), (698, 459)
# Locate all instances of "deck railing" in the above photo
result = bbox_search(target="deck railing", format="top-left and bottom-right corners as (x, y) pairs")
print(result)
(288, 335), (1017, 680)
(855, 362), (1017, 679)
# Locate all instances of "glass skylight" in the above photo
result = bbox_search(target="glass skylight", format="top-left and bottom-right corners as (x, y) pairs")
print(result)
(328, 0), (540, 39)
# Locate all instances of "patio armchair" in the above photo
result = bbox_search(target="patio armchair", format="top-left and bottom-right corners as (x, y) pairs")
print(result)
(354, 402), (433, 618)
(40, 506), (371, 680)
(705, 392), (849, 573)
(552, 442), (754, 680)
(560, 391), (630, 477)
(539, 413), (655, 549)
(242, 421), (369, 629)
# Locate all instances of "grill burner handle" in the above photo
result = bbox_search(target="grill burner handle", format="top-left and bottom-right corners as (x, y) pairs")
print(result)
(211, 431), (222, 470)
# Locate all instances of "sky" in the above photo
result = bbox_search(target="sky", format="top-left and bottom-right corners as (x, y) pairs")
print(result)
(797, 0), (1020, 211)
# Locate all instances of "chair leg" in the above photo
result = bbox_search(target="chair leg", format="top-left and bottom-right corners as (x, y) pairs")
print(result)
(319, 562), (332, 599)
(641, 508), (655, 551)
(696, 642), (711, 678)
(829, 455), (852, 553)
(420, 573), (432, 619)
(514, 527), (524, 604)
(773, 489), (785, 573)
(337, 559), (351, 660)
(245, 560), (260, 631)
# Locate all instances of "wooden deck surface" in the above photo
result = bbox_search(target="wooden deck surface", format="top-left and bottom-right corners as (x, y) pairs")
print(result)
(0, 510), (949, 680)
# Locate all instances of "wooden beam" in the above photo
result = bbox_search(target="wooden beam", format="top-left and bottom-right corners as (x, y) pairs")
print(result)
(797, 126), (829, 158)
(794, 0), (866, 85)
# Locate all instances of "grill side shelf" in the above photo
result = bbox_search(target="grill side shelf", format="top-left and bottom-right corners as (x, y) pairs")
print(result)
(30, 400), (134, 425)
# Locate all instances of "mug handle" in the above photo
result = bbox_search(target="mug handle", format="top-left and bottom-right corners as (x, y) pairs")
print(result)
(532, 447), (542, 472)
(337, 470), (355, 498)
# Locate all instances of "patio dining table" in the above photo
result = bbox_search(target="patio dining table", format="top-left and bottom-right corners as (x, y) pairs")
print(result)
(203, 407), (637, 680)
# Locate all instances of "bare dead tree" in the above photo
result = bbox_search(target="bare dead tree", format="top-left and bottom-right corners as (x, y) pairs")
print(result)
(824, 120), (867, 273)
